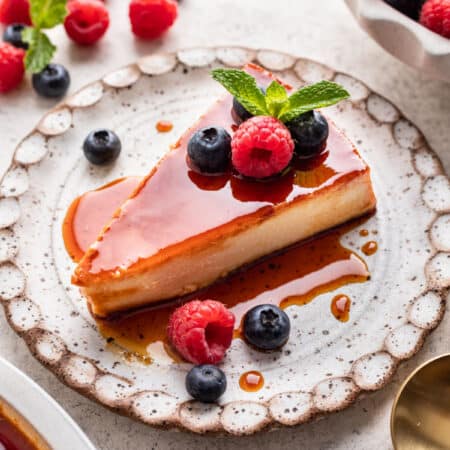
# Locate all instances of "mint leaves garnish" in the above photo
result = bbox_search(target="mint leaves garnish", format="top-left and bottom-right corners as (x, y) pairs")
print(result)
(212, 69), (269, 116)
(22, 0), (68, 73)
(211, 68), (350, 123)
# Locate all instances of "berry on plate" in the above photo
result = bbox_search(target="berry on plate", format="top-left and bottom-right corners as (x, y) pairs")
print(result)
(243, 304), (290, 351)
(129, 0), (178, 39)
(231, 116), (294, 179)
(83, 129), (122, 165)
(187, 127), (232, 174)
(0, 42), (24, 93)
(64, 0), (110, 45)
(3, 23), (28, 49)
(185, 364), (227, 403)
(167, 300), (235, 365)
(420, 0), (450, 38)
(287, 110), (329, 159)
(32, 63), (70, 98)
(232, 87), (266, 124)
(0, 0), (31, 25)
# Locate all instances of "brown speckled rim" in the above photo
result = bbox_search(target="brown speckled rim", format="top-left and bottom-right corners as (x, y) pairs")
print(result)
(0, 47), (448, 435)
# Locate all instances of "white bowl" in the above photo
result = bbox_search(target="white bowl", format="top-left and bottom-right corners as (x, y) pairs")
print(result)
(345, 0), (450, 82)
(0, 356), (95, 450)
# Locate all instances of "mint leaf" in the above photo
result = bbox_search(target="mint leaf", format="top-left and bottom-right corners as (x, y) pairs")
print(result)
(278, 81), (350, 122)
(212, 69), (269, 116)
(265, 81), (288, 117)
(30, 0), (67, 29)
(22, 28), (56, 73)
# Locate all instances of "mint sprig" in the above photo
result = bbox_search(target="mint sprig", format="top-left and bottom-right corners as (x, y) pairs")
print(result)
(211, 69), (269, 116)
(22, 0), (68, 73)
(211, 68), (350, 123)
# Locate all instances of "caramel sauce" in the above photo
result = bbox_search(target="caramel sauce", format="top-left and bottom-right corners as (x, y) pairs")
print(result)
(156, 120), (173, 133)
(239, 371), (264, 392)
(361, 241), (378, 256)
(62, 177), (141, 262)
(94, 217), (369, 360)
(359, 229), (369, 237)
(331, 294), (351, 322)
(79, 65), (367, 277)
(0, 400), (50, 450)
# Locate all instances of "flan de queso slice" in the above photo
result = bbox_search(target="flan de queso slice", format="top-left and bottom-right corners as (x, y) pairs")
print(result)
(73, 65), (376, 318)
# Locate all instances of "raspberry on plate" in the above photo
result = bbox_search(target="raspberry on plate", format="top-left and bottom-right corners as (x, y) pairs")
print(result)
(167, 300), (235, 365)
(0, 0), (31, 25)
(0, 42), (24, 93)
(420, 0), (450, 38)
(231, 116), (295, 179)
(129, 0), (178, 40)
(64, 0), (110, 45)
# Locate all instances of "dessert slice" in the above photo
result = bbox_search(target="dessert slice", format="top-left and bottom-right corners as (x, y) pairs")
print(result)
(73, 65), (376, 317)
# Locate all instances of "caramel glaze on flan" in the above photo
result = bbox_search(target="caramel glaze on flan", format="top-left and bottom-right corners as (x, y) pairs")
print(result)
(72, 64), (376, 318)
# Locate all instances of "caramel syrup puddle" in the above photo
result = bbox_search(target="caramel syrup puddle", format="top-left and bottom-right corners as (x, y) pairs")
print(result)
(331, 294), (351, 322)
(64, 178), (371, 362)
(240, 371), (264, 392)
(156, 120), (173, 133)
(361, 241), (378, 256)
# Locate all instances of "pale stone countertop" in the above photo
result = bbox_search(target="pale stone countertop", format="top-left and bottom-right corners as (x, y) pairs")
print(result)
(0, 1), (449, 449)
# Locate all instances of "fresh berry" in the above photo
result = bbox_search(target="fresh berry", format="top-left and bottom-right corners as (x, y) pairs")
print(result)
(32, 63), (70, 98)
(185, 365), (227, 403)
(167, 300), (235, 365)
(232, 88), (266, 124)
(384, 0), (425, 20)
(83, 129), (122, 165)
(231, 116), (294, 179)
(243, 304), (290, 351)
(64, 0), (110, 45)
(187, 127), (232, 174)
(287, 110), (329, 159)
(2, 23), (28, 49)
(420, 0), (450, 38)
(129, 0), (178, 40)
(232, 97), (253, 123)
(0, 42), (24, 93)
(0, 0), (31, 25)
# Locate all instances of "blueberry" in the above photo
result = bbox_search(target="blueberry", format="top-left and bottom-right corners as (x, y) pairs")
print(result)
(187, 126), (231, 174)
(287, 110), (329, 159)
(185, 365), (227, 403)
(83, 129), (121, 165)
(2, 23), (28, 49)
(232, 87), (266, 123)
(243, 304), (290, 351)
(232, 97), (253, 123)
(32, 63), (70, 98)
(384, 0), (424, 20)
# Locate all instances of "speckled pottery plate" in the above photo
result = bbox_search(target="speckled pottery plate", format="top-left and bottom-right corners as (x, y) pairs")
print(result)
(0, 47), (449, 435)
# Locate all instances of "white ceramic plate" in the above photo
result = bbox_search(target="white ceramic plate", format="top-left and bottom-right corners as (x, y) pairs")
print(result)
(345, 0), (450, 82)
(0, 47), (449, 435)
(0, 356), (95, 449)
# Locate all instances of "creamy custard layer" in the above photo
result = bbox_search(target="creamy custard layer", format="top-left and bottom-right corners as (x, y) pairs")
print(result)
(72, 65), (376, 317)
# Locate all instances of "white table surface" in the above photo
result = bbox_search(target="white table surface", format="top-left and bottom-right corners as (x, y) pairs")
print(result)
(0, 1), (449, 449)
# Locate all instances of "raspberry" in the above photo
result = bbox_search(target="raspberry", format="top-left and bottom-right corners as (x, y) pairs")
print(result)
(231, 116), (294, 179)
(0, 0), (31, 25)
(420, 0), (450, 38)
(64, 0), (110, 45)
(129, 0), (178, 40)
(167, 300), (235, 365)
(0, 42), (24, 93)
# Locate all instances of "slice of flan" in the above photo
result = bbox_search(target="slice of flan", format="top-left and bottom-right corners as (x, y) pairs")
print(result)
(73, 65), (376, 318)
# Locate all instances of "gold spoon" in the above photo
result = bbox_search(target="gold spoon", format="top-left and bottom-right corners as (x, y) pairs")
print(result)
(391, 354), (450, 450)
